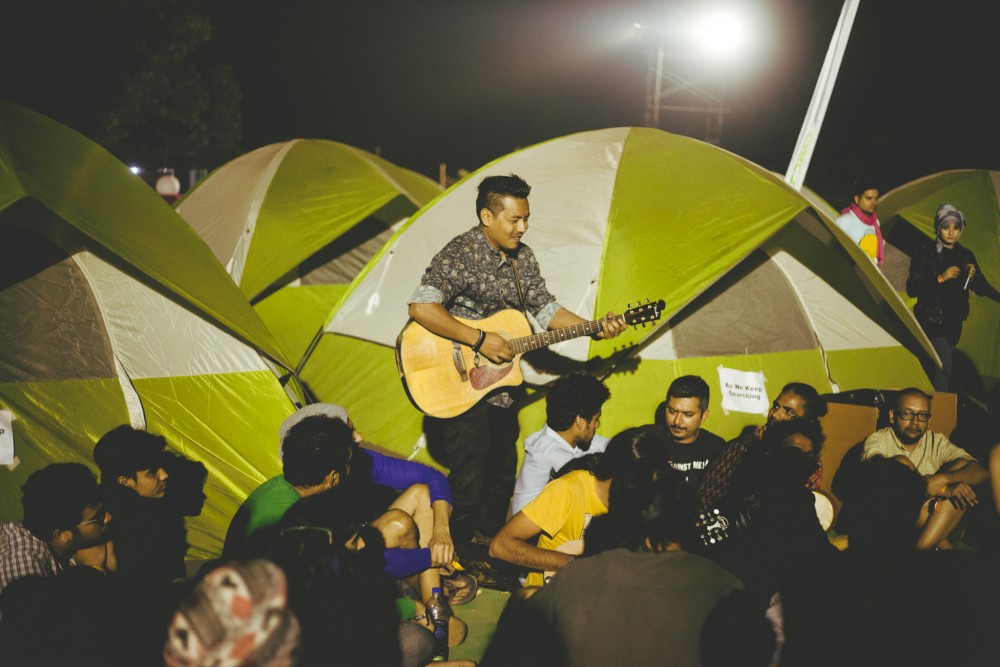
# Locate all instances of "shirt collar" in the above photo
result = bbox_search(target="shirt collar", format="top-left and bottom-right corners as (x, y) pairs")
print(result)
(473, 225), (518, 268)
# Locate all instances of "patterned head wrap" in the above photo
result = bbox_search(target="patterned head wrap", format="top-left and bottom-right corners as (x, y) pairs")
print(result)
(164, 560), (300, 667)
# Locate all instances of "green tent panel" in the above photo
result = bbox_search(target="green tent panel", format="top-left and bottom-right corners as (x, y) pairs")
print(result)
(0, 103), (298, 558)
(315, 127), (934, 461)
(254, 285), (349, 366)
(176, 139), (441, 375)
(135, 372), (288, 558)
(880, 170), (1000, 392)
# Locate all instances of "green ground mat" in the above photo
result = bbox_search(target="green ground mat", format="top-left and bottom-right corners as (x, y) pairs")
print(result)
(449, 588), (509, 662)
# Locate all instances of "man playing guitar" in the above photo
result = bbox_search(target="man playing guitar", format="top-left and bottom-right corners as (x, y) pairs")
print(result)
(407, 174), (625, 548)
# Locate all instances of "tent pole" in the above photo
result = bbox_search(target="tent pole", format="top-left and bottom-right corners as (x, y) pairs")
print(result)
(784, 0), (861, 191)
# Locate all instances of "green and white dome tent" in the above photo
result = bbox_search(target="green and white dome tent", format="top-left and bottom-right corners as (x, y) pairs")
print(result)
(175, 139), (441, 369)
(314, 127), (937, 461)
(0, 103), (299, 557)
(879, 169), (1000, 395)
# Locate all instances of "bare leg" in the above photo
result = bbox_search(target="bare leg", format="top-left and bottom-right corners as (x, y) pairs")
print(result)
(372, 508), (419, 549)
(916, 498), (966, 550)
(389, 483), (433, 548)
(373, 504), (441, 602)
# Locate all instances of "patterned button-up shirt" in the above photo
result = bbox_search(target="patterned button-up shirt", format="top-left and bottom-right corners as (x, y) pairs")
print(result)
(409, 225), (562, 407)
(0, 522), (61, 622)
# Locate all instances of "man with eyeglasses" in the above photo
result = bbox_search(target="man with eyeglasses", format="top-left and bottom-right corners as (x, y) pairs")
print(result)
(862, 388), (989, 549)
(0, 463), (110, 620)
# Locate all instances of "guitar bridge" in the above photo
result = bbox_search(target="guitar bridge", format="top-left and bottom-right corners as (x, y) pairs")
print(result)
(451, 342), (469, 383)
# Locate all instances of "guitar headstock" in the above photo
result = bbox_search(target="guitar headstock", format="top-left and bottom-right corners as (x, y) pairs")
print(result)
(694, 508), (732, 546)
(622, 298), (665, 328)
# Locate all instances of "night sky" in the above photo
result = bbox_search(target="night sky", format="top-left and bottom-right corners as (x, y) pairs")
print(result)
(4, 0), (999, 203)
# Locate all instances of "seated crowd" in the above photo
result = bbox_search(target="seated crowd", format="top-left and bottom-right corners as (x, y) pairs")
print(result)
(1, 377), (999, 666)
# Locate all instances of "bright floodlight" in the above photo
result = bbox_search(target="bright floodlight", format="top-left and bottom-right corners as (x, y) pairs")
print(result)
(692, 6), (749, 60)
(129, 165), (142, 175)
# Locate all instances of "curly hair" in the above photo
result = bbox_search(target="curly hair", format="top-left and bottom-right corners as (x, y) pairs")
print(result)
(282, 416), (355, 487)
(21, 463), (100, 540)
(546, 372), (611, 432)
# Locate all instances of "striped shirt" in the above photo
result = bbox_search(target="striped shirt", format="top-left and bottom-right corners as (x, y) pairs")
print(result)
(0, 522), (61, 623)
(0, 522), (60, 590)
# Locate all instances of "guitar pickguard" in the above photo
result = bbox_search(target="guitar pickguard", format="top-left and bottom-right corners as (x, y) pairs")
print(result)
(468, 362), (514, 390)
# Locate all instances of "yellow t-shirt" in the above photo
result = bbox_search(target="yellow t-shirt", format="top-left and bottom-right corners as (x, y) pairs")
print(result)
(520, 469), (608, 587)
(858, 233), (879, 262)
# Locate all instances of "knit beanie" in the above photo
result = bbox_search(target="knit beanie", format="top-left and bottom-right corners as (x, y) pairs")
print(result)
(934, 203), (966, 235)
(164, 560), (300, 667)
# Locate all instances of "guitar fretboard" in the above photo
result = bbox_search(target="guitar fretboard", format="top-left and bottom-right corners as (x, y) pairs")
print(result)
(508, 317), (619, 354)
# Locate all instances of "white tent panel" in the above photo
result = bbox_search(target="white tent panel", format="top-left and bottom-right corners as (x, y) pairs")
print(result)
(76, 252), (268, 379)
(768, 250), (898, 351)
(176, 141), (295, 282)
(328, 127), (631, 347)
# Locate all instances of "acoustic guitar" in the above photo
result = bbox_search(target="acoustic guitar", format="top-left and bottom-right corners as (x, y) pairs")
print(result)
(395, 299), (664, 418)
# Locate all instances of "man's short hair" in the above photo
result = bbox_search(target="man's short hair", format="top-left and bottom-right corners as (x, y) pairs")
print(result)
(282, 416), (355, 487)
(780, 382), (828, 423)
(666, 375), (710, 412)
(851, 179), (879, 198)
(595, 425), (670, 481)
(761, 419), (826, 457)
(476, 174), (531, 219)
(611, 465), (694, 550)
(546, 372), (611, 431)
(93, 425), (167, 483)
(894, 387), (933, 412)
(21, 462), (100, 540)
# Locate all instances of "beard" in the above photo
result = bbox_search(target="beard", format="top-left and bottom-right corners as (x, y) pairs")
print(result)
(896, 427), (924, 445)
(577, 438), (593, 452)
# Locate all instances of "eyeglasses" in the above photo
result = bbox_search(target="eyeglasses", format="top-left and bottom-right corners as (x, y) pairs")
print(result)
(279, 525), (333, 545)
(897, 409), (931, 423)
(78, 507), (109, 528)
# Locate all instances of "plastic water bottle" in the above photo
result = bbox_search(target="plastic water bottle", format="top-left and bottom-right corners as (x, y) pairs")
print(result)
(426, 586), (451, 661)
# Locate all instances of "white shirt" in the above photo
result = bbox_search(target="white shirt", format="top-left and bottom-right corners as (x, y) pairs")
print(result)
(511, 426), (609, 515)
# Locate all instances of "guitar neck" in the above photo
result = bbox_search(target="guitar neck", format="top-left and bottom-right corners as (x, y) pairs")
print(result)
(509, 316), (619, 355)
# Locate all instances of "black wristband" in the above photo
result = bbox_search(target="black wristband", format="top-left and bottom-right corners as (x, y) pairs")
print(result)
(471, 329), (486, 352)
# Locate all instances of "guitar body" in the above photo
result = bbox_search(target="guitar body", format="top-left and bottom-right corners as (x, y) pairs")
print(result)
(396, 310), (533, 418)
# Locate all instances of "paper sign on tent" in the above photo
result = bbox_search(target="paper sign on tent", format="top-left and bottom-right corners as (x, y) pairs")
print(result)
(0, 410), (14, 466)
(717, 366), (769, 416)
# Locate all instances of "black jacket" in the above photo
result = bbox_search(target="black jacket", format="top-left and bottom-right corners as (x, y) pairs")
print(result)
(906, 239), (999, 326)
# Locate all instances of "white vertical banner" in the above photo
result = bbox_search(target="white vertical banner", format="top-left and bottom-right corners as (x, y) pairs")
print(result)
(784, 0), (861, 191)
(0, 409), (14, 466)
(717, 366), (769, 416)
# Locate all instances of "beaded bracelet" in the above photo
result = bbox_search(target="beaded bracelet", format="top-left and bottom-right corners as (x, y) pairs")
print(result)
(471, 329), (486, 353)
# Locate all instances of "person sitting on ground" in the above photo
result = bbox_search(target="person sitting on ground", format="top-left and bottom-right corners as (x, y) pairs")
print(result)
(0, 463), (111, 617)
(489, 425), (670, 587)
(482, 465), (773, 667)
(163, 559), (301, 667)
(286, 404), (468, 601)
(267, 493), (473, 667)
(861, 387), (989, 550)
(224, 412), (355, 556)
(92, 425), (187, 586)
(654, 374), (726, 489)
(834, 179), (884, 266)
(227, 405), (469, 605)
(697, 381), (828, 512)
(692, 418), (836, 666)
(510, 372), (611, 515)
(816, 456), (1000, 667)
